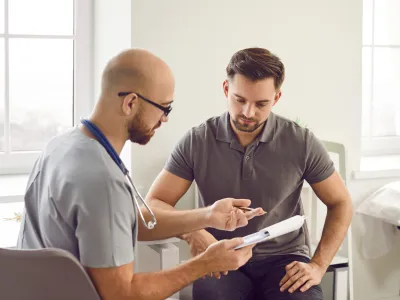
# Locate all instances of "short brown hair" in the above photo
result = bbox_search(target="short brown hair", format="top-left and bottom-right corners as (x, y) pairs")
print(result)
(226, 47), (285, 90)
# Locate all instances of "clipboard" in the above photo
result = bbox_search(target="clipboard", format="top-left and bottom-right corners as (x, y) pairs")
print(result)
(234, 215), (306, 250)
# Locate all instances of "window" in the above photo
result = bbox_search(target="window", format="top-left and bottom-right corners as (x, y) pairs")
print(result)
(362, 0), (400, 155)
(0, 0), (93, 174)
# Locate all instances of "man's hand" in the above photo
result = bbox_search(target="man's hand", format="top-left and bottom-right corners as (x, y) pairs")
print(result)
(186, 230), (217, 258)
(200, 238), (254, 274)
(206, 198), (265, 231)
(279, 261), (326, 293)
(183, 230), (227, 279)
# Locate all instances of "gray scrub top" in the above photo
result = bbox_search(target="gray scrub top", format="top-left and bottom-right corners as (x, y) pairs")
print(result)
(17, 127), (137, 268)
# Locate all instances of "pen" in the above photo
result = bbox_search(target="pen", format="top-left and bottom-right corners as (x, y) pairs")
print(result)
(236, 206), (267, 214)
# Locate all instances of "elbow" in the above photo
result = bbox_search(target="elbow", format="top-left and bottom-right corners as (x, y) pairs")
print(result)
(145, 195), (166, 209)
(328, 196), (353, 219)
(144, 194), (156, 205)
(344, 195), (354, 216)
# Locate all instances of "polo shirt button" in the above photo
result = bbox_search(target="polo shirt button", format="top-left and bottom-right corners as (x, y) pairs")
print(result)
(245, 155), (250, 161)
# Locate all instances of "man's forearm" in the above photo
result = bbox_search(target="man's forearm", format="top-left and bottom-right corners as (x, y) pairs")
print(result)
(311, 201), (353, 270)
(138, 198), (210, 241)
(129, 256), (207, 300)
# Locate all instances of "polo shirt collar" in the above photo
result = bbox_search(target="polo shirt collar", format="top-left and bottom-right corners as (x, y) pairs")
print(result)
(216, 112), (234, 143)
(216, 112), (276, 144)
(258, 112), (276, 143)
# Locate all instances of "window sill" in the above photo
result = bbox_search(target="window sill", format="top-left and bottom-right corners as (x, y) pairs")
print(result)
(0, 174), (29, 203)
(353, 155), (400, 180)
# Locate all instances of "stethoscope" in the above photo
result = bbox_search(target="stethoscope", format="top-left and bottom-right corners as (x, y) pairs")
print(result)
(81, 119), (157, 230)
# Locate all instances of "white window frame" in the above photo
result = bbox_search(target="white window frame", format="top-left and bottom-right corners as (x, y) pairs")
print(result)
(0, 0), (93, 175)
(362, 0), (400, 156)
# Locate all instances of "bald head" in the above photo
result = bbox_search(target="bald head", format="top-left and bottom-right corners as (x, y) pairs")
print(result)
(100, 48), (174, 99)
(90, 49), (174, 147)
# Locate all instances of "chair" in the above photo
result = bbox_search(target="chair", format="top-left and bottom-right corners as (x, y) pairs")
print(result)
(0, 247), (101, 300)
(303, 140), (354, 300)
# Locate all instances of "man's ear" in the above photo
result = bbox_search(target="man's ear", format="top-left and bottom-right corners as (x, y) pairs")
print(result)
(222, 80), (229, 97)
(273, 91), (282, 106)
(122, 93), (139, 116)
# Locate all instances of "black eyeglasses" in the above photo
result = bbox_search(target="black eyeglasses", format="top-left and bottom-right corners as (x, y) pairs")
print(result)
(118, 92), (172, 117)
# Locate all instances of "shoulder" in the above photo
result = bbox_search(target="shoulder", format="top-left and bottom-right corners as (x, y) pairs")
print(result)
(43, 128), (126, 191)
(273, 114), (311, 143)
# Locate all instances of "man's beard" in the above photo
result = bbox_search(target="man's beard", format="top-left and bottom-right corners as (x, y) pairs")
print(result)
(232, 115), (264, 132)
(128, 114), (161, 145)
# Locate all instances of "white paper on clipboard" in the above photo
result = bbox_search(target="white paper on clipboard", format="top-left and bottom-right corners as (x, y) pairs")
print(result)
(234, 215), (306, 250)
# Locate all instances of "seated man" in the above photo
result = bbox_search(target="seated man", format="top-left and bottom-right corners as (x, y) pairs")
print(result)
(145, 47), (353, 300)
(17, 49), (262, 300)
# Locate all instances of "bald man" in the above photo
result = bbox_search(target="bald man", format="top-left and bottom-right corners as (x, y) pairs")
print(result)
(17, 49), (262, 300)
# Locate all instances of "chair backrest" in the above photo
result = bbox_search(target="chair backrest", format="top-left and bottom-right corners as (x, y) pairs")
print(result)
(321, 140), (347, 183)
(0, 247), (101, 300)
(308, 140), (351, 257)
(320, 140), (354, 300)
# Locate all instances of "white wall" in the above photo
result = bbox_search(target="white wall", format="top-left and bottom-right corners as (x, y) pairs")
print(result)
(130, 0), (362, 192)
(130, 1), (400, 300)
(93, 0), (132, 170)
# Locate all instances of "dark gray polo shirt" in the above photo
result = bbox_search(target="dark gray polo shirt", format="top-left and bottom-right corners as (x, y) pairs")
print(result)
(165, 112), (334, 260)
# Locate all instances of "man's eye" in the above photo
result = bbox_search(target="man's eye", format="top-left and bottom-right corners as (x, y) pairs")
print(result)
(257, 103), (267, 107)
(236, 99), (245, 103)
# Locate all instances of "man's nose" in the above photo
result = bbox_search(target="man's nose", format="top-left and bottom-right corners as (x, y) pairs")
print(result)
(243, 104), (256, 119)
(161, 114), (169, 123)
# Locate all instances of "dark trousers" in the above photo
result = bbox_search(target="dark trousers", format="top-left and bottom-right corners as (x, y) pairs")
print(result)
(193, 254), (323, 300)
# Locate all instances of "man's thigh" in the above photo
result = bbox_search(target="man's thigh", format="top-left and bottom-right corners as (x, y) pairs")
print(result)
(192, 270), (255, 300)
(255, 255), (324, 300)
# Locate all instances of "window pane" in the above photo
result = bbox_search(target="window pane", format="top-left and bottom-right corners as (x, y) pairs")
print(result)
(362, 47), (372, 137)
(374, 0), (400, 45)
(0, 202), (24, 248)
(9, 39), (73, 152)
(0, 0), (4, 34)
(9, 0), (73, 35)
(0, 38), (4, 152)
(363, 0), (373, 45)
(372, 48), (400, 137)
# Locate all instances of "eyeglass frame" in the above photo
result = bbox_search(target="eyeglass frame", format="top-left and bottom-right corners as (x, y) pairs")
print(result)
(118, 92), (172, 116)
